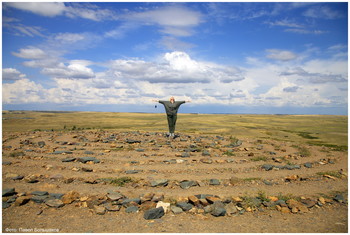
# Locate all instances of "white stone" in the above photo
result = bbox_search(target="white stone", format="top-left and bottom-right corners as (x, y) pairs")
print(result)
(156, 201), (171, 213)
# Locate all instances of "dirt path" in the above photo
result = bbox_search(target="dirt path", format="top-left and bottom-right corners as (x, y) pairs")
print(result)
(2, 130), (348, 233)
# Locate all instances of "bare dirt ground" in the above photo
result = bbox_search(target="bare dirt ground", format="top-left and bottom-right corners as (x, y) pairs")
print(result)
(2, 130), (348, 233)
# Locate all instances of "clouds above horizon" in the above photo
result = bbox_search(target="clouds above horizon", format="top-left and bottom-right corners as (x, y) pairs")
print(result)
(2, 2), (348, 114)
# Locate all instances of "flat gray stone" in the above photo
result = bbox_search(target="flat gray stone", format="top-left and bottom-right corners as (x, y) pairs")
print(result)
(143, 207), (165, 220)
(150, 179), (168, 187)
(3, 188), (16, 197)
(180, 180), (197, 189)
(125, 206), (139, 213)
(45, 199), (64, 208)
(31, 191), (49, 196)
(176, 202), (192, 211)
(170, 205), (183, 214)
(209, 179), (220, 185)
(78, 157), (100, 164)
(62, 157), (76, 162)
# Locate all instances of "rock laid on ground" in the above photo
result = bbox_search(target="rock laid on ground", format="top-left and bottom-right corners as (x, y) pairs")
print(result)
(143, 207), (165, 220)
(94, 205), (106, 215)
(3, 188), (16, 197)
(62, 157), (76, 162)
(171, 205), (183, 214)
(200, 158), (213, 164)
(125, 206), (139, 213)
(77, 157), (100, 164)
(180, 180), (197, 189)
(104, 203), (121, 212)
(107, 192), (124, 201)
(38, 141), (46, 148)
(304, 162), (313, 168)
(262, 164), (274, 171)
(31, 191), (49, 196)
(210, 201), (227, 217)
(31, 195), (49, 203)
(15, 196), (31, 206)
(334, 194), (345, 203)
(126, 139), (141, 144)
(176, 202), (193, 211)
(156, 201), (171, 213)
(188, 195), (200, 207)
(150, 179), (168, 187)
(209, 179), (220, 185)
(62, 191), (80, 204)
(45, 199), (64, 208)
(125, 170), (140, 174)
(286, 199), (308, 213)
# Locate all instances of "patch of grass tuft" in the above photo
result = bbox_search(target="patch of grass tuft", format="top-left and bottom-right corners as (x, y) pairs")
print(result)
(223, 150), (235, 156)
(9, 151), (25, 157)
(243, 177), (261, 182)
(277, 192), (297, 201)
(251, 156), (268, 162)
(99, 177), (134, 186)
(296, 146), (311, 157)
(298, 132), (319, 139)
(257, 190), (270, 202)
(316, 171), (343, 179)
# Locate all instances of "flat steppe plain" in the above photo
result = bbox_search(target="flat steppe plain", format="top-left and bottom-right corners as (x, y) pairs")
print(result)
(2, 111), (348, 233)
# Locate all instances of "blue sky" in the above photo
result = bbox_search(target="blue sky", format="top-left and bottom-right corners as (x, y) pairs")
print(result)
(2, 2), (348, 114)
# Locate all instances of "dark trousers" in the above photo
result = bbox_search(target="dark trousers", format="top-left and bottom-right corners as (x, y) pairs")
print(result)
(166, 114), (177, 133)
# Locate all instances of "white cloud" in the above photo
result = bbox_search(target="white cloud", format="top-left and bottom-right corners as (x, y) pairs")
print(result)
(5, 2), (117, 21)
(159, 36), (196, 51)
(64, 3), (118, 21)
(42, 61), (95, 79)
(5, 2), (66, 17)
(3, 23), (46, 37)
(284, 28), (327, 35)
(2, 68), (27, 80)
(12, 47), (47, 59)
(130, 6), (202, 27)
(265, 49), (297, 61)
(54, 33), (85, 43)
(3, 79), (46, 104)
(265, 19), (304, 28)
(126, 6), (203, 37)
(4, 47), (347, 110)
(105, 51), (244, 84)
(303, 5), (344, 19)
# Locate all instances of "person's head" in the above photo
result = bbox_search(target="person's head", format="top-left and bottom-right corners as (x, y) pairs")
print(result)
(170, 97), (175, 103)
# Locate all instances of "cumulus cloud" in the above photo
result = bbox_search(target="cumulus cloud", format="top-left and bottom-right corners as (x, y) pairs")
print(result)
(42, 61), (95, 79)
(2, 68), (27, 81)
(2, 79), (45, 104)
(105, 51), (244, 84)
(266, 49), (297, 61)
(12, 47), (47, 59)
(4, 46), (347, 110)
(283, 86), (300, 92)
(281, 66), (347, 84)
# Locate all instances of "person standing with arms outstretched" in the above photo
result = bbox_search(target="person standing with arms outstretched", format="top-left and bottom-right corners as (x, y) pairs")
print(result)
(152, 97), (191, 137)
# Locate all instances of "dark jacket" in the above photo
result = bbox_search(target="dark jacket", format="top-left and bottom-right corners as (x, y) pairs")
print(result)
(159, 100), (185, 116)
